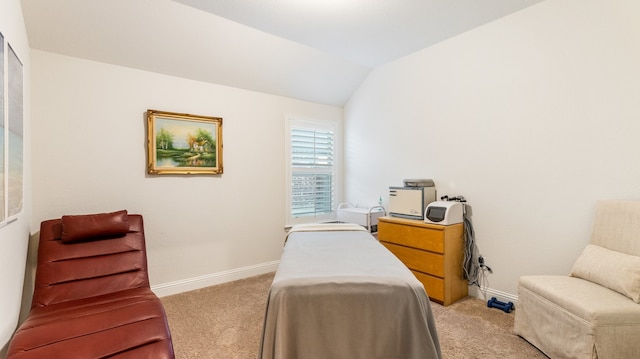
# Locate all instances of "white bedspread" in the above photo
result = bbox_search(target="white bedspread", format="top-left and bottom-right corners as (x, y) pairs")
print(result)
(258, 227), (442, 359)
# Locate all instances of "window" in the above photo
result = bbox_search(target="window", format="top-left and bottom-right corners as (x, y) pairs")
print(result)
(286, 117), (340, 226)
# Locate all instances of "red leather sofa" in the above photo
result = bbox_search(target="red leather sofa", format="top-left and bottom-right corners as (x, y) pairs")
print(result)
(7, 210), (175, 358)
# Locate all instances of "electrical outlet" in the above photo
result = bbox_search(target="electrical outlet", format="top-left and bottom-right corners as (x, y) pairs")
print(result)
(478, 255), (492, 273)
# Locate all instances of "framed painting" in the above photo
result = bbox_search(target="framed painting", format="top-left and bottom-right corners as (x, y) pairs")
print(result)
(147, 109), (223, 175)
(7, 44), (24, 218)
(0, 32), (4, 222)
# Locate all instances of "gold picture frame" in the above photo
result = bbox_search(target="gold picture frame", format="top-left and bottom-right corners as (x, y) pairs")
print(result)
(147, 109), (223, 175)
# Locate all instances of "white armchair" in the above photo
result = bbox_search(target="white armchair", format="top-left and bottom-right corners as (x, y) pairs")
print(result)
(514, 200), (640, 358)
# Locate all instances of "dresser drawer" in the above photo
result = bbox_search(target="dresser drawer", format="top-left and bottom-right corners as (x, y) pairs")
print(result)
(378, 220), (444, 253)
(412, 270), (444, 303)
(377, 217), (467, 306)
(381, 242), (444, 277)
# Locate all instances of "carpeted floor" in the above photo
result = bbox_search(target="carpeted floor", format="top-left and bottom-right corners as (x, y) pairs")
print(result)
(161, 272), (548, 358)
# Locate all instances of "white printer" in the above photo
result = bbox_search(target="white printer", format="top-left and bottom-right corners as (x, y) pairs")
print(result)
(388, 179), (436, 220)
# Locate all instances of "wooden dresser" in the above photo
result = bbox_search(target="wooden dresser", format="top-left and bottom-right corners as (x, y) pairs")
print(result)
(378, 216), (468, 306)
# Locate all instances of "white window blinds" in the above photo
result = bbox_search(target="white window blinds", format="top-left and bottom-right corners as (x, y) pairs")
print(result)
(290, 127), (335, 218)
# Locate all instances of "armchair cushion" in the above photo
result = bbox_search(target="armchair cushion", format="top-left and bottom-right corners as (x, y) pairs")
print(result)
(61, 210), (129, 243)
(570, 244), (640, 303)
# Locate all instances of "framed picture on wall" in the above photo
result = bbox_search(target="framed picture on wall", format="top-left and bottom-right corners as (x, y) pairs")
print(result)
(0, 35), (24, 224)
(0, 32), (5, 222)
(146, 109), (223, 175)
(7, 44), (24, 218)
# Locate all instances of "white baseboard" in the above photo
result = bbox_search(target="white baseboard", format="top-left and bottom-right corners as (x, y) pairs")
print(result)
(468, 286), (519, 306)
(151, 260), (280, 297)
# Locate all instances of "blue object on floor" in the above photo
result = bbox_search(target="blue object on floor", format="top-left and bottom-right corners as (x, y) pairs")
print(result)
(487, 297), (514, 313)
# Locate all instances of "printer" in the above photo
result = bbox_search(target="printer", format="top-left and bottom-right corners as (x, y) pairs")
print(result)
(388, 179), (436, 220)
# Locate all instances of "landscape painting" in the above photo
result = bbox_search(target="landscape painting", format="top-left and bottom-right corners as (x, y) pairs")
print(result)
(147, 109), (223, 175)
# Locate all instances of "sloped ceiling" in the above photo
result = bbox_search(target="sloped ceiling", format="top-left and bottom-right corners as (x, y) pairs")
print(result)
(21, 0), (543, 106)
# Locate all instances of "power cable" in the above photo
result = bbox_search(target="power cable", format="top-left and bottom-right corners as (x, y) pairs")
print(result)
(458, 200), (491, 298)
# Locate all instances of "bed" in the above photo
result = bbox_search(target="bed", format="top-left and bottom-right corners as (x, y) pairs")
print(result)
(257, 223), (442, 359)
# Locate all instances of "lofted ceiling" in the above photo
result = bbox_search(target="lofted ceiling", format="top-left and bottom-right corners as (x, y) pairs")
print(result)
(21, 0), (543, 106)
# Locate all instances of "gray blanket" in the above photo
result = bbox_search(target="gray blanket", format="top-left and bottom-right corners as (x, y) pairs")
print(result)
(258, 229), (442, 359)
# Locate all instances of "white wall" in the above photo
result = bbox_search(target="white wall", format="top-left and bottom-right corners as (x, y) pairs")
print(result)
(30, 50), (342, 293)
(0, 0), (31, 355)
(345, 0), (640, 299)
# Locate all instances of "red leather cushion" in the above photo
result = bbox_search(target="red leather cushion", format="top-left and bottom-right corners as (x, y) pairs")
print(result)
(8, 288), (175, 358)
(61, 210), (130, 243)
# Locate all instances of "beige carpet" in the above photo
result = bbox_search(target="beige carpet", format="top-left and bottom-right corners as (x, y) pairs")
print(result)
(161, 272), (548, 358)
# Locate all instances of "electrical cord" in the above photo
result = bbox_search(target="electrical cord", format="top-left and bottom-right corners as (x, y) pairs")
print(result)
(441, 195), (492, 297)
(462, 210), (479, 285)
(460, 201), (491, 299)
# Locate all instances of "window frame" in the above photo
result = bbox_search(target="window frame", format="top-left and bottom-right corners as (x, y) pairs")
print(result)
(285, 116), (342, 227)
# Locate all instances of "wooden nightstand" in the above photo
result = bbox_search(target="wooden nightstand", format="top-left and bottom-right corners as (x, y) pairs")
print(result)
(378, 216), (468, 306)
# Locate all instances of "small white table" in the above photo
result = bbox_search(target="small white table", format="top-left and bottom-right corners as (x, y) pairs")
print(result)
(337, 203), (386, 233)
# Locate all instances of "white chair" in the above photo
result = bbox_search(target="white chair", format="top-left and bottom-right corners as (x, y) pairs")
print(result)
(514, 200), (640, 358)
